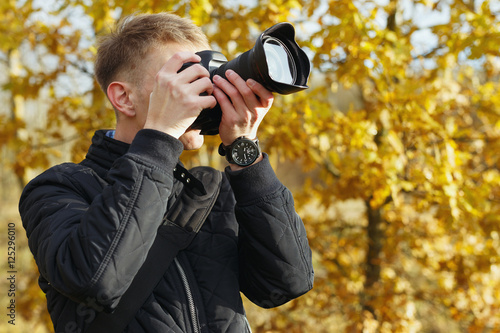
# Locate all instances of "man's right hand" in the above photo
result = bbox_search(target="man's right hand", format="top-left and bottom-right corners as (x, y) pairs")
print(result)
(144, 52), (217, 139)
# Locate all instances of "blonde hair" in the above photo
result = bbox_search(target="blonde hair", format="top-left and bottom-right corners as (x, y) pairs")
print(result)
(94, 12), (209, 94)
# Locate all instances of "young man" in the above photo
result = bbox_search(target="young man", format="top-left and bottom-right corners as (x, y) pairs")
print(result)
(19, 13), (313, 333)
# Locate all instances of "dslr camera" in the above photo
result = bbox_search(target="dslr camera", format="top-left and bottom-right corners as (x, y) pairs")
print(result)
(181, 22), (310, 135)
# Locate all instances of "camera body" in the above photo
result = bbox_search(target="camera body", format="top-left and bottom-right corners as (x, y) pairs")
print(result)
(182, 22), (310, 135)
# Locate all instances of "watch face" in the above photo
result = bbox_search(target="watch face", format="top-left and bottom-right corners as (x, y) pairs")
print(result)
(231, 140), (259, 166)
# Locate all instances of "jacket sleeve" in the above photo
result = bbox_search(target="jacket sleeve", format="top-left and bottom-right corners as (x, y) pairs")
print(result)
(19, 130), (184, 312)
(225, 154), (314, 308)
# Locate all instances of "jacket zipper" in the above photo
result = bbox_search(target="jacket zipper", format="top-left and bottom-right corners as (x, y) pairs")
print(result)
(174, 257), (201, 333)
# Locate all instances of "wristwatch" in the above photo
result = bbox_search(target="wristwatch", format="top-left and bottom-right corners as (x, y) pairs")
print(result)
(218, 137), (261, 166)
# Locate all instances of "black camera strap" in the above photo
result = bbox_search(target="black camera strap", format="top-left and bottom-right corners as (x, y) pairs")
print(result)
(87, 165), (222, 333)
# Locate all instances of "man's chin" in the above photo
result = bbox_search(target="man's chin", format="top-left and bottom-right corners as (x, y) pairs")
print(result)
(179, 129), (204, 150)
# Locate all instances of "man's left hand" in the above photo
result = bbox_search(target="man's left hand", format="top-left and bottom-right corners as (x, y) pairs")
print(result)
(212, 69), (274, 147)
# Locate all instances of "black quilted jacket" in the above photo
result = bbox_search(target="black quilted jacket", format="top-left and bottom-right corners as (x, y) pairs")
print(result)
(19, 129), (314, 333)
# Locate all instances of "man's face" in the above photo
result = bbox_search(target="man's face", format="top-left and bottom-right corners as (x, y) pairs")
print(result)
(132, 43), (208, 150)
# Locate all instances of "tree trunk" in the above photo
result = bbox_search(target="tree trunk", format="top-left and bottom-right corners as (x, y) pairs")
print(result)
(362, 200), (385, 321)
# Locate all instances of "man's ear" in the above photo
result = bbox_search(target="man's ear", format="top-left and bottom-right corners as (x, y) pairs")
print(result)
(107, 82), (136, 117)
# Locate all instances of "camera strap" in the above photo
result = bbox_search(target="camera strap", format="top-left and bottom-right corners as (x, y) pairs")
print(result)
(87, 165), (222, 333)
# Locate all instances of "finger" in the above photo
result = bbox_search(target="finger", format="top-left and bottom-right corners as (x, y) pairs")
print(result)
(154, 53), (204, 90)
(179, 63), (211, 83)
(212, 85), (233, 111)
(162, 52), (201, 73)
(189, 76), (214, 96)
(199, 94), (218, 110)
(246, 79), (274, 108)
(223, 70), (258, 108)
(213, 73), (245, 107)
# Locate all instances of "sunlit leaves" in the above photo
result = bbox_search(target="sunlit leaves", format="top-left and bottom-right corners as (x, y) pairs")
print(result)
(275, 0), (500, 331)
(2, 0), (500, 332)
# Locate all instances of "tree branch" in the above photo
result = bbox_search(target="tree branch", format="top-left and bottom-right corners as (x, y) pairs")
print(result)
(29, 133), (81, 150)
(68, 60), (94, 78)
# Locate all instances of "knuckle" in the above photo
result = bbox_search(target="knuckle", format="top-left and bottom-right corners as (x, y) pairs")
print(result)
(154, 71), (163, 83)
(196, 64), (210, 76)
(171, 52), (184, 62)
(201, 76), (212, 87)
(155, 70), (167, 83)
(187, 95), (203, 109)
(241, 87), (254, 99)
(156, 73), (176, 90)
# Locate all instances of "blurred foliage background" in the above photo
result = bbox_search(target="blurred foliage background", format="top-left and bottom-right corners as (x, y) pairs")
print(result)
(1, 0), (500, 332)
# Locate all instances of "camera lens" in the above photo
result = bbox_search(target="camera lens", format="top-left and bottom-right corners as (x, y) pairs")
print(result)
(189, 23), (310, 134)
(263, 37), (297, 85)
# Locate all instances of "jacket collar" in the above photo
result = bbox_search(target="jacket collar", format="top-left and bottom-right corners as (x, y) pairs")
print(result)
(83, 130), (130, 178)
(83, 130), (206, 194)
